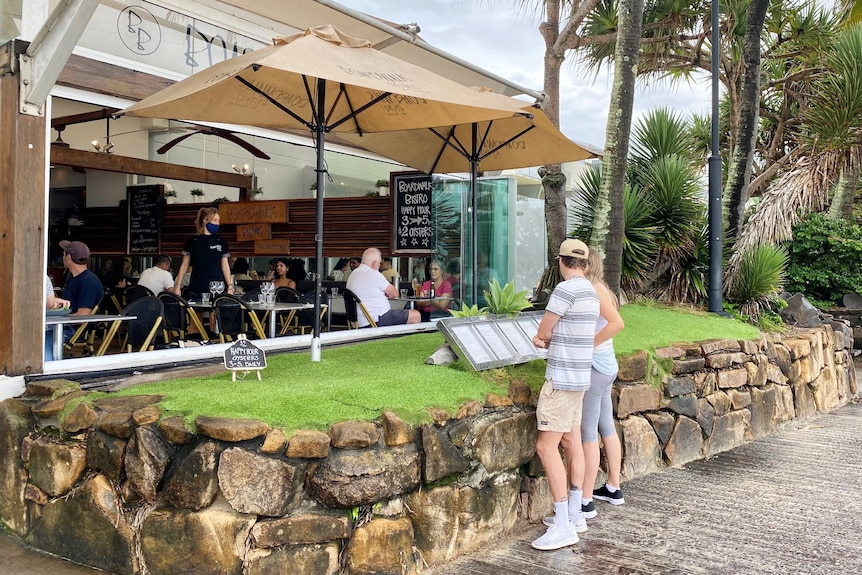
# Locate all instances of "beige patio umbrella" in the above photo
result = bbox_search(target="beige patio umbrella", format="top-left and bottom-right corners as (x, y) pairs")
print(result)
(341, 97), (599, 303)
(120, 25), (530, 360)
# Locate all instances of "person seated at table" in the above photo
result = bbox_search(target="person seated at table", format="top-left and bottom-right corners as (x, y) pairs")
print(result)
(60, 240), (102, 316)
(232, 258), (253, 282)
(346, 247), (421, 327)
(446, 258), (462, 302)
(273, 258), (295, 290)
(137, 254), (174, 295)
(288, 258), (308, 284)
(415, 259), (453, 321)
(380, 257), (399, 284)
(328, 258), (350, 281)
(44, 275), (70, 360)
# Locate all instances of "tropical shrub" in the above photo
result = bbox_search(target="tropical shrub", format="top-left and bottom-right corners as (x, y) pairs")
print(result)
(783, 213), (862, 303)
(727, 243), (788, 321)
(449, 304), (488, 318)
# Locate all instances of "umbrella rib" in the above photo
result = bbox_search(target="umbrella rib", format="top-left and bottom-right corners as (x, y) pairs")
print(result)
(328, 83), (363, 136)
(427, 126), (459, 174)
(428, 126), (472, 163)
(328, 91), (393, 132)
(477, 124), (537, 162)
(235, 76), (312, 130)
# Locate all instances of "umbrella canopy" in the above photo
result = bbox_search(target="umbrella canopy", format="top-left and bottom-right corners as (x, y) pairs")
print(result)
(341, 99), (599, 303)
(122, 25), (529, 133)
(120, 25), (531, 360)
(341, 102), (596, 173)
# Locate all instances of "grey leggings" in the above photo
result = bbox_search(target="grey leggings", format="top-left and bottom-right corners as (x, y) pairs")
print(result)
(581, 367), (618, 442)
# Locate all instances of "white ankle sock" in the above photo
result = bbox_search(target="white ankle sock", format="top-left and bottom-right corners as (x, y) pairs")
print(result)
(581, 498), (592, 506)
(554, 501), (569, 526)
(568, 489), (582, 516)
(605, 484), (619, 493)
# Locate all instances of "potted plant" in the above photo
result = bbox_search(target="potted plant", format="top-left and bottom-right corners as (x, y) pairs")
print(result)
(375, 178), (390, 196)
(248, 187), (264, 200)
(190, 188), (206, 203)
(309, 181), (317, 198)
(212, 196), (231, 207)
(163, 188), (177, 204)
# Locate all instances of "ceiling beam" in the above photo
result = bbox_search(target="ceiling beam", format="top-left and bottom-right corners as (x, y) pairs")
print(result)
(50, 146), (253, 189)
(52, 107), (119, 128)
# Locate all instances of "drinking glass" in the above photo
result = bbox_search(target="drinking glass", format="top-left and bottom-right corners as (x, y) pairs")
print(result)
(331, 287), (339, 296)
(257, 293), (266, 304)
(215, 280), (225, 295)
(201, 292), (211, 305)
(400, 288), (408, 299)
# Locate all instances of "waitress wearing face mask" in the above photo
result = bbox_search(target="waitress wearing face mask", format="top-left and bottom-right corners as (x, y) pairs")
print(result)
(172, 207), (234, 300)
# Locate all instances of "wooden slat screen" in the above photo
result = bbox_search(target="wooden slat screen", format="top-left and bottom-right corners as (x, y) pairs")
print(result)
(80, 196), (398, 260)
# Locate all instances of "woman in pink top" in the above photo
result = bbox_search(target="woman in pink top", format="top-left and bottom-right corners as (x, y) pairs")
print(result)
(416, 260), (452, 321)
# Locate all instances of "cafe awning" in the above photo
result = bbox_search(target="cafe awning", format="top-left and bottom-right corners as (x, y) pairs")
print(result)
(215, 0), (542, 101)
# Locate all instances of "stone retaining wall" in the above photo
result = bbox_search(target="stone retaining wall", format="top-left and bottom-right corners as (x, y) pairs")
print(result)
(0, 324), (856, 575)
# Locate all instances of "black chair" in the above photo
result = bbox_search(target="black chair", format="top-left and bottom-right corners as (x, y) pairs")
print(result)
(285, 289), (329, 335)
(124, 284), (154, 305)
(212, 294), (267, 342)
(158, 291), (209, 343)
(275, 286), (301, 303)
(342, 288), (377, 329)
(103, 296), (164, 353)
(64, 293), (104, 357)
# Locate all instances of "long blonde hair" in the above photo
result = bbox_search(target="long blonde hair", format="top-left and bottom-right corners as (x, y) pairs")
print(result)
(195, 207), (218, 235)
(586, 248), (619, 308)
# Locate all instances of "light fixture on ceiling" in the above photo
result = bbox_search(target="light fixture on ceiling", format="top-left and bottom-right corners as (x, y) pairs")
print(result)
(51, 126), (70, 148)
(232, 163), (251, 174)
(91, 116), (114, 153)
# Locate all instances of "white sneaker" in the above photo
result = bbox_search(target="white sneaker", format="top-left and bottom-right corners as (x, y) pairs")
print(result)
(542, 513), (588, 533)
(531, 521), (580, 550)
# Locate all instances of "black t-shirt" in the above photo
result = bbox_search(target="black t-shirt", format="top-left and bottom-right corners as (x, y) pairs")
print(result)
(182, 234), (230, 296)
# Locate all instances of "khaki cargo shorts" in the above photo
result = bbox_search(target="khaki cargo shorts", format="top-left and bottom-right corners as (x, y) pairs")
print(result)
(535, 378), (585, 433)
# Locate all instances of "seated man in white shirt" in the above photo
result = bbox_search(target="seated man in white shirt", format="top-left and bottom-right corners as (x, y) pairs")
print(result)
(137, 254), (175, 295)
(346, 248), (421, 327)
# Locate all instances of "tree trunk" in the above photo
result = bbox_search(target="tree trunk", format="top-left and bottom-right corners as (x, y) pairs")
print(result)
(724, 0), (769, 238)
(540, 1), (568, 265)
(592, 0), (644, 296)
(827, 169), (858, 220)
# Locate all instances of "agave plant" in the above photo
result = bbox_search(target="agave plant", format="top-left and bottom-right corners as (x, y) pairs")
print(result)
(483, 278), (532, 316)
(449, 304), (488, 318)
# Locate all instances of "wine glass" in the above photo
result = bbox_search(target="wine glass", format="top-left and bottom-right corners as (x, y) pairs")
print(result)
(209, 281), (220, 300)
(215, 280), (226, 296)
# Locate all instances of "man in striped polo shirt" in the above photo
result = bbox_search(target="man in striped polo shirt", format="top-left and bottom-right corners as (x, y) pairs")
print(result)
(530, 239), (599, 551)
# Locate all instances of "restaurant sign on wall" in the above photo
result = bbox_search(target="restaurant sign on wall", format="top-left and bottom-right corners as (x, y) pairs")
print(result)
(392, 171), (433, 254)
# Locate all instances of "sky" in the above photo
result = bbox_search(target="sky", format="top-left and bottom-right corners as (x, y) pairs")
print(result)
(340, 0), (713, 149)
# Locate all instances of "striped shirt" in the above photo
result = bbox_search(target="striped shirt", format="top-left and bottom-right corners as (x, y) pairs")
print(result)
(544, 275), (599, 391)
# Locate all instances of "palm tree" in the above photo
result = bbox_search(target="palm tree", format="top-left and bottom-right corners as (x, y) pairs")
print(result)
(729, 23), (862, 282)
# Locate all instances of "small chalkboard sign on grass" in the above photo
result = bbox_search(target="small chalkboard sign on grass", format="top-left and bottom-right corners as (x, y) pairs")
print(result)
(223, 334), (266, 381)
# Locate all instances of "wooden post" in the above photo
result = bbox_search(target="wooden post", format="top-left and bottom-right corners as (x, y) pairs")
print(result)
(0, 42), (48, 375)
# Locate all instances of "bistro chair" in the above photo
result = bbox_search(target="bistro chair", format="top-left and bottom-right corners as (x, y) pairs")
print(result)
(274, 286), (302, 333)
(124, 284), (154, 305)
(63, 294), (104, 357)
(282, 289), (328, 335)
(158, 291), (209, 343)
(105, 296), (164, 353)
(212, 294), (267, 342)
(102, 287), (124, 315)
(342, 288), (377, 329)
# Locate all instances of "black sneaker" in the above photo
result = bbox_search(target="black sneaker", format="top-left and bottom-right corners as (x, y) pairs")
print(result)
(593, 484), (625, 505)
(581, 500), (597, 519)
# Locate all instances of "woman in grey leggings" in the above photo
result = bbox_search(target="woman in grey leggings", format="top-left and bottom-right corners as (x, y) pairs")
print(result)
(580, 248), (625, 518)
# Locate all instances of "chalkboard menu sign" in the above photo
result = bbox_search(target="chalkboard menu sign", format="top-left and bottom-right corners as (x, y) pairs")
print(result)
(224, 336), (266, 381)
(127, 184), (162, 254)
(392, 172), (433, 254)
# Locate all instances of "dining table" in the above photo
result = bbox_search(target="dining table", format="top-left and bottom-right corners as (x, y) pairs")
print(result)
(246, 301), (316, 338)
(45, 312), (137, 360)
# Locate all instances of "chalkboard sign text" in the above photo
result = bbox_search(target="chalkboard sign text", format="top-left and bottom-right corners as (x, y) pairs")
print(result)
(392, 172), (433, 254)
(223, 335), (266, 381)
(127, 185), (162, 254)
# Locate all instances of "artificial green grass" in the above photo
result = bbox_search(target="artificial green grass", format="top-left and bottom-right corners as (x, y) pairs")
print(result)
(111, 333), (503, 433)
(107, 303), (762, 433)
(614, 303), (761, 356)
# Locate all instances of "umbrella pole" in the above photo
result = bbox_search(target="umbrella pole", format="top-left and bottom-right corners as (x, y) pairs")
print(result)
(470, 123), (479, 306)
(311, 78), (326, 362)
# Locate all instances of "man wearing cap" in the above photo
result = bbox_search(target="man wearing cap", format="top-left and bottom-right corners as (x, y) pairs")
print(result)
(60, 240), (103, 318)
(530, 239), (599, 551)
